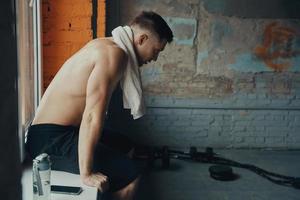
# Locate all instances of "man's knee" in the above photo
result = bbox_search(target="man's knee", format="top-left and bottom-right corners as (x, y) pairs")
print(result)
(127, 148), (135, 158)
(125, 175), (140, 191)
(112, 176), (141, 200)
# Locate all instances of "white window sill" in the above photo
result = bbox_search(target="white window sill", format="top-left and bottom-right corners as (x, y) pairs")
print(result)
(22, 167), (98, 200)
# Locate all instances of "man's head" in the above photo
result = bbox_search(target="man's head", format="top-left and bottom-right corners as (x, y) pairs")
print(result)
(130, 11), (173, 66)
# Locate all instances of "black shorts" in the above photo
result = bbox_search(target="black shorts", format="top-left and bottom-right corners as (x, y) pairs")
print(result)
(25, 124), (141, 193)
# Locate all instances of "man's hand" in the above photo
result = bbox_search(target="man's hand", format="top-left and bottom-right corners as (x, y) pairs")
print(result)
(81, 172), (110, 192)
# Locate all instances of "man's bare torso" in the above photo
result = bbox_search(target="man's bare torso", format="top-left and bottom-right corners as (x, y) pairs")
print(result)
(32, 38), (123, 126)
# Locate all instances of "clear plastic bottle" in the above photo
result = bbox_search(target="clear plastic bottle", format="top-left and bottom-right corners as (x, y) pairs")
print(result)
(32, 153), (51, 200)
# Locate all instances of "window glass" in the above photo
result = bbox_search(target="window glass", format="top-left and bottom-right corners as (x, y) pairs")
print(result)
(17, 0), (36, 161)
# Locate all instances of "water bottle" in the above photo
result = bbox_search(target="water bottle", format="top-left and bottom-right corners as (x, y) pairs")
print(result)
(32, 153), (51, 200)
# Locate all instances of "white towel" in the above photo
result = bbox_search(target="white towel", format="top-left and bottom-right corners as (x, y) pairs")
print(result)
(112, 26), (146, 119)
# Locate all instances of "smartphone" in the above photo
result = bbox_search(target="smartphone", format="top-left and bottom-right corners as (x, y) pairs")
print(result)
(51, 185), (83, 195)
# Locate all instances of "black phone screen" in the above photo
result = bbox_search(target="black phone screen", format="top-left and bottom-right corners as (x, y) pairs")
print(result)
(51, 185), (82, 195)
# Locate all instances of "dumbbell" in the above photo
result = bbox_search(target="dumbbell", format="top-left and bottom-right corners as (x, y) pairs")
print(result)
(146, 146), (170, 169)
(161, 146), (170, 169)
(190, 147), (215, 162)
(161, 146), (197, 168)
(189, 146), (198, 159)
(138, 145), (215, 168)
(160, 146), (199, 169)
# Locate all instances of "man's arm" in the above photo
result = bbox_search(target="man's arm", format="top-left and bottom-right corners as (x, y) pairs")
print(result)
(78, 47), (126, 191)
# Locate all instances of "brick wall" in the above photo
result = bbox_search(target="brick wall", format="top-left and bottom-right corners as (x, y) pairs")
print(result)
(126, 109), (300, 149)
(116, 0), (300, 149)
(42, 0), (106, 90)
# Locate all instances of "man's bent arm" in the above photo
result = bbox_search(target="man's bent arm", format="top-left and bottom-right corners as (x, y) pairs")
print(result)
(79, 64), (110, 178)
(78, 48), (126, 183)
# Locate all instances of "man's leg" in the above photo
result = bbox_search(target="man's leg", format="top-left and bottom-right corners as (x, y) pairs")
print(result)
(100, 128), (136, 154)
(93, 141), (142, 199)
(112, 176), (140, 200)
(93, 128), (145, 200)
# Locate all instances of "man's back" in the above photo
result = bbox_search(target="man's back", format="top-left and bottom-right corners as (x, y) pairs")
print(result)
(32, 38), (124, 126)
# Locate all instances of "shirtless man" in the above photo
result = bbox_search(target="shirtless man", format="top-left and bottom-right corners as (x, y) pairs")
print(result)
(25, 11), (173, 200)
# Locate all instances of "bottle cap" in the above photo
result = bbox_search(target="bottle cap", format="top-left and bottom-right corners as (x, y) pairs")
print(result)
(33, 153), (51, 171)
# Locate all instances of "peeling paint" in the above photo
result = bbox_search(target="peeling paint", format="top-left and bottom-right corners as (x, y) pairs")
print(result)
(228, 53), (271, 72)
(196, 51), (209, 66)
(164, 17), (197, 46)
(212, 19), (232, 47)
(143, 74), (233, 98)
(121, 1), (300, 108)
(203, 0), (226, 14)
(228, 52), (300, 73)
(254, 22), (300, 72)
(202, 0), (300, 18)
(141, 66), (162, 85)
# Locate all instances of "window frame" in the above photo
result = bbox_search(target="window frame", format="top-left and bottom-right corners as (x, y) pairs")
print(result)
(16, 0), (43, 162)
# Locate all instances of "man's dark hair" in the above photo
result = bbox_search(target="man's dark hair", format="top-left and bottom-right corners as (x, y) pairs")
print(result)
(130, 11), (173, 43)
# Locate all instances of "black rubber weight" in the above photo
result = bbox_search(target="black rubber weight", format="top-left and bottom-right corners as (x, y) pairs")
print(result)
(209, 165), (236, 181)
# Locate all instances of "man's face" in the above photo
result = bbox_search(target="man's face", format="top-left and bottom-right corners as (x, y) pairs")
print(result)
(136, 33), (167, 67)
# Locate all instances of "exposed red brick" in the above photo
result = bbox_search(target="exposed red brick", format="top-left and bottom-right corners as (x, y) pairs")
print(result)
(42, 0), (106, 90)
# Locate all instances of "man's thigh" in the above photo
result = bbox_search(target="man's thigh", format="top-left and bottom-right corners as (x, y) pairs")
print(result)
(93, 142), (141, 193)
(101, 128), (135, 154)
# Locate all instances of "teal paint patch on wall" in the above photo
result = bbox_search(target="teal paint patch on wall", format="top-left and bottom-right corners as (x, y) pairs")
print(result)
(141, 66), (162, 85)
(291, 57), (300, 71)
(212, 20), (232, 47)
(295, 37), (300, 48)
(203, 0), (226, 13)
(203, 0), (300, 18)
(228, 53), (270, 72)
(197, 51), (209, 66)
(228, 53), (300, 72)
(164, 17), (197, 46)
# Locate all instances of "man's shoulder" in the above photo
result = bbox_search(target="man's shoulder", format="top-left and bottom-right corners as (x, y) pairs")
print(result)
(106, 39), (127, 61)
(89, 38), (127, 77)
(93, 38), (127, 57)
(109, 44), (127, 61)
(91, 38), (127, 62)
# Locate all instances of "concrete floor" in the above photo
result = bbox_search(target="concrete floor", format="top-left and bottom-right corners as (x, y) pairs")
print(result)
(135, 149), (300, 200)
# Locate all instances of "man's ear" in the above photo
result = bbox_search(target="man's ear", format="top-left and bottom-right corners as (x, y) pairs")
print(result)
(138, 34), (148, 45)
